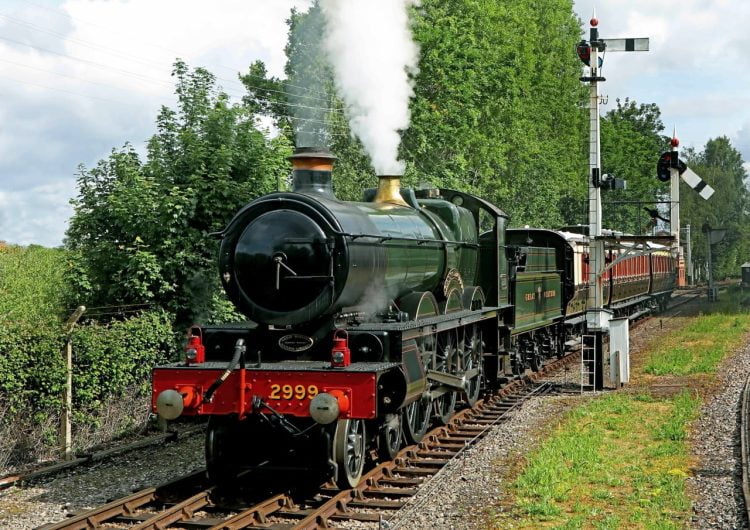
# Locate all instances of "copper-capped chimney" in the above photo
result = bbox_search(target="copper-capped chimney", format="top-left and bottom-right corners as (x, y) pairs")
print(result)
(374, 175), (409, 207)
(289, 146), (337, 198)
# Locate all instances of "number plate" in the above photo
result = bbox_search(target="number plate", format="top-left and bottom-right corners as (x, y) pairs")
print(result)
(268, 383), (320, 401)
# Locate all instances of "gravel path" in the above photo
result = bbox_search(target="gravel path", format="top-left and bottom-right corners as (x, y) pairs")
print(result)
(688, 341), (750, 530)
(0, 431), (205, 529)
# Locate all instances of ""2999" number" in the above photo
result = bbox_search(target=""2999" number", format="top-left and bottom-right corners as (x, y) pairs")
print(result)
(269, 384), (319, 400)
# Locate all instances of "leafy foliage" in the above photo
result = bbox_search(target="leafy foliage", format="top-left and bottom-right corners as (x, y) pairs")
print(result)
(0, 245), (67, 324)
(245, 0), (588, 226)
(404, 0), (588, 228)
(66, 61), (293, 325)
(682, 137), (750, 279)
(0, 245), (176, 464)
(0, 310), (175, 415)
(600, 98), (670, 233)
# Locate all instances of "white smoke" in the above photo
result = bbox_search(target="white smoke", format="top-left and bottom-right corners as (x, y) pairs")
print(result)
(320, 0), (420, 175)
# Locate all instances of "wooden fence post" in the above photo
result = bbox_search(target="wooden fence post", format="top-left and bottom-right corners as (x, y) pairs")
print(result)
(62, 306), (86, 460)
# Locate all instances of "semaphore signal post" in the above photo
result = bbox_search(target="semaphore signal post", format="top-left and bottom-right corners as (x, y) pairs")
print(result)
(657, 128), (716, 294)
(577, 13), (649, 390)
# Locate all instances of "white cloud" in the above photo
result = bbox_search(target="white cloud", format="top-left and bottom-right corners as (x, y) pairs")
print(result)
(736, 121), (750, 165)
(0, 180), (75, 247)
(0, 0), (310, 246)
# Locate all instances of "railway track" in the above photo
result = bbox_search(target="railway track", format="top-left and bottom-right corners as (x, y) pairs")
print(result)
(39, 291), (704, 530)
(40, 370), (570, 530)
(741, 374), (750, 525)
(0, 425), (205, 491)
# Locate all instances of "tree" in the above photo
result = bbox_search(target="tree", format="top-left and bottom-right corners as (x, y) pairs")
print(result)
(405, 0), (588, 228)
(241, 5), (375, 202)
(599, 98), (670, 234)
(66, 61), (292, 325)
(682, 137), (749, 279)
(245, 0), (588, 226)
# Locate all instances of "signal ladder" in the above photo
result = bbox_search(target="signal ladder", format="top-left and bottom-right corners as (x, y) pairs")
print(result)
(581, 335), (597, 393)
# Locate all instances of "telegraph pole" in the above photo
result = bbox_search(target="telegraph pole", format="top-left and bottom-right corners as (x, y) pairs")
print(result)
(577, 14), (648, 389)
(670, 130), (681, 250)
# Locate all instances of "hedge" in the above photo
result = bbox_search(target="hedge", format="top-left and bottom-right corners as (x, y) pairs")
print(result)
(0, 310), (177, 416)
(0, 244), (178, 419)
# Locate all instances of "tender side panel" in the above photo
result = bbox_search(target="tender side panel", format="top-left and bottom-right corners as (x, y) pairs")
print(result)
(513, 273), (562, 331)
(511, 247), (562, 333)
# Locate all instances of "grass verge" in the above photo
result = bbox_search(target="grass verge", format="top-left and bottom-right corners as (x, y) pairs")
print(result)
(643, 290), (750, 376)
(496, 286), (750, 529)
(496, 392), (698, 529)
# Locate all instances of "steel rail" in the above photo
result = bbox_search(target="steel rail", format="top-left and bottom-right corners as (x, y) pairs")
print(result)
(37, 469), (207, 530)
(741, 374), (750, 526)
(208, 494), (296, 529)
(39, 488), (159, 530)
(130, 488), (214, 530)
(382, 382), (556, 529)
(287, 362), (576, 529)
(2, 424), (205, 491)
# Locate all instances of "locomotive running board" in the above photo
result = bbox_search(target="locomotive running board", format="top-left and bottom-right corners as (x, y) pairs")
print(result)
(353, 306), (510, 340)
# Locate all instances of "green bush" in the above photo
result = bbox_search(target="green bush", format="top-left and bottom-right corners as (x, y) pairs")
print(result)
(1, 244), (68, 413)
(0, 310), (176, 415)
(71, 310), (176, 411)
(1, 244), (179, 466)
(0, 244), (67, 323)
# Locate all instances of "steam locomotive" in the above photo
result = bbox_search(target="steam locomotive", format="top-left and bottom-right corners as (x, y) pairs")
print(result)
(151, 147), (676, 488)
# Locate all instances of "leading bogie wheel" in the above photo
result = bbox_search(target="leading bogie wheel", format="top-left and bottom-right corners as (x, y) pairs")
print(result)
(378, 413), (403, 460)
(403, 396), (431, 444)
(206, 416), (243, 485)
(333, 418), (366, 489)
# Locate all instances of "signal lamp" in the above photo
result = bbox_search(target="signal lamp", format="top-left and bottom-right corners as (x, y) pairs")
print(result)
(656, 152), (673, 182)
(577, 41), (591, 66)
(184, 325), (205, 365)
(600, 174), (627, 190)
(330, 329), (351, 368)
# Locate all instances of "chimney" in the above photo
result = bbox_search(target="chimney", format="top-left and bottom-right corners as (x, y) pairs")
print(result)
(374, 175), (408, 207)
(289, 147), (337, 198)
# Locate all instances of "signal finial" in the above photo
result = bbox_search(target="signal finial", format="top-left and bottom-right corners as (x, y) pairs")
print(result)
(671, 126), (679, 148)
(590, 7), (599, 27)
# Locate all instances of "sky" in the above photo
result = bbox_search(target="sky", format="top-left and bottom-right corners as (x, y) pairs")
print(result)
(0, 0), (747, 247)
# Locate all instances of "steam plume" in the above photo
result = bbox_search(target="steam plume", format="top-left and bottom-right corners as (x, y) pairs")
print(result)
(320, 0), (420, 175)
